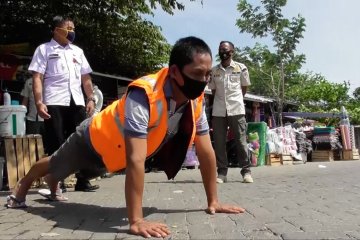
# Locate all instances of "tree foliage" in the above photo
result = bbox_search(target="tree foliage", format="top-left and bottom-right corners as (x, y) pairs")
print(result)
(353, 87), (360, 101)
(234, 43), (304, 97)
(0, 0), (200, 78)
(287, 73), (350, 111)
(346, 95), (360, 125)
(236, 0), (306, 125)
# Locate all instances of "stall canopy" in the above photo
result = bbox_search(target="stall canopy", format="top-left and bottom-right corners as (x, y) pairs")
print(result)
(0, 43), (32, 81)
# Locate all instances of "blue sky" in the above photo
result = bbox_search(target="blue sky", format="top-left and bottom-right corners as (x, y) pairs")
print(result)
(146, 0), (360, 94)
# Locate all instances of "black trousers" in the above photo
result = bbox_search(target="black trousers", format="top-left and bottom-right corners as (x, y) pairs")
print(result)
(26, 120), (45, 136)
(44, 97), (90, 183)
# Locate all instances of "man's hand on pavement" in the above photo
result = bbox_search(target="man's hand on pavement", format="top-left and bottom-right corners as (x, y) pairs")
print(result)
(130, 219), (170, 238)
(206, 202), (245, 215)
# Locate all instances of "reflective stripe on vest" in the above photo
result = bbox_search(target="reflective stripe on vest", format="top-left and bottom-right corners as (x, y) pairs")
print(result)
(114, 107), (124, 135)
(148, 99), (164, 132)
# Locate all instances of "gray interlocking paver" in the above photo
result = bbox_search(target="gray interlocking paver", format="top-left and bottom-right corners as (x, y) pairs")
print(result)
(0, 235), (17, 240)
(2, 161), (360, 239)
(265, 221), (302, 235)
(281, 230), (350, 239)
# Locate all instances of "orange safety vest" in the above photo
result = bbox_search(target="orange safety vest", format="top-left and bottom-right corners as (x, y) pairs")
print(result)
(89, 68), (205, 172)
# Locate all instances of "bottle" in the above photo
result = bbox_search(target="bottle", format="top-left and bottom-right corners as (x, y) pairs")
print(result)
(3, 89), (11, 106)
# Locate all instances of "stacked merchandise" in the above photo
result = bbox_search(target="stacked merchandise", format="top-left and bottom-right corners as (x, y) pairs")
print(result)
(339, 124), (352, 150)
(293, 129), (312, 164)
(266, 125), (298, 165)
(248, 132), (260, 166)
(266, 128), (282, 155)
(312, 127), (342, 161)
(247, 122), (267, 166)
(312, 127), (342, 151)
(339, 106), (353, 152)
(276, 125), (298, 156)
(350, 125), (356, 149)
(340, 125), (359, 160)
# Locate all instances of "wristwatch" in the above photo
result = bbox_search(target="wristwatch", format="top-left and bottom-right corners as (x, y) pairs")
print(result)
(87, 96), (96, 104)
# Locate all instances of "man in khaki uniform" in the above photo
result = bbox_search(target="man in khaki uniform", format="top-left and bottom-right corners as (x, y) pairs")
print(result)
(208, 41), (253, 184)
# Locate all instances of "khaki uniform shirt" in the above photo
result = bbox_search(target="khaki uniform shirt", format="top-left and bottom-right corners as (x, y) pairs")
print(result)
(208, 60), (250, 117)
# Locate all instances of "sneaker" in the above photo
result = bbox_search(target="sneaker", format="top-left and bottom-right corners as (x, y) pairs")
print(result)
(243, 173), (253, 183)
(74, 181), (99, 192)
(216, 175), (227, 183)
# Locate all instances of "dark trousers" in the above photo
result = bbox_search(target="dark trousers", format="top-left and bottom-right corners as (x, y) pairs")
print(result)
(212, 115), (251, 177)
(26, 120), (45, 136)
(44, 97), (89, 183)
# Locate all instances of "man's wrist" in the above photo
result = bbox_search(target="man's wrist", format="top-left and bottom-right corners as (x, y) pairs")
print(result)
(87, 96), (96, 104)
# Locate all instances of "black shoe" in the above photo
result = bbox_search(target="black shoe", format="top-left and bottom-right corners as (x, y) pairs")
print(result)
(74, 182), (99, 192)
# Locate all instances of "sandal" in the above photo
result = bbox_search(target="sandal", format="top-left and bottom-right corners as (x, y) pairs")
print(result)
(38, 189), (68, 201)
(6, 195), (27, 209)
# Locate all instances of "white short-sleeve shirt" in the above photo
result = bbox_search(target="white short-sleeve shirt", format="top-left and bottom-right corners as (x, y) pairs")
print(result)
(28, 39), (92, 106)
(208, 60), (250, 116)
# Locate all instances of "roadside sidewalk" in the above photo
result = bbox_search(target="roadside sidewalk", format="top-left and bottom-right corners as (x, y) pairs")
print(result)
(1, 161), (360, 239)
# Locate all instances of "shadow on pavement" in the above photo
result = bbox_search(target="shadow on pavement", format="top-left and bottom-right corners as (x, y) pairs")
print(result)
(2, 197), (204, 233)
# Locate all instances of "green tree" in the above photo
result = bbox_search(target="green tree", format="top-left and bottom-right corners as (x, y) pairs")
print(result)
(236, 0), (306, 125)
(288, 73), (350, 111)
(0, 0), (200, 77)
(347, 106), (360, 125)
(353, 87), (360, 101)
(234, 43), (304, 97)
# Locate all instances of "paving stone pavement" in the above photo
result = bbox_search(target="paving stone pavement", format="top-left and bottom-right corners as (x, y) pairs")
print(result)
(1, 160), (360, 239)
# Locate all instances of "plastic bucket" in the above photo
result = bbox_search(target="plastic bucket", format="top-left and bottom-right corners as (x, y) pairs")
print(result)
(0, 105), (27, 136)
(0, 157), (4, 190)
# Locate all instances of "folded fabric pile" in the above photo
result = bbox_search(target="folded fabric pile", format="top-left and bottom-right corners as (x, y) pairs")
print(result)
(313, 127), (342, 150)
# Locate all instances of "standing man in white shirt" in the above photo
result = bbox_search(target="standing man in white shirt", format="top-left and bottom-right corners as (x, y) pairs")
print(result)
(208, 41), (253, 184)
(28, 16), (99, 192)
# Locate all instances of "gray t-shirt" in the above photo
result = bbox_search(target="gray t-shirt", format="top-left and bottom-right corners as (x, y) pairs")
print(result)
(20, 78), (44, 122)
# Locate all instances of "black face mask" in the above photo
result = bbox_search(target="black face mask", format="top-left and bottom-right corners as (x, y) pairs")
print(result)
(174, 70), (207, 100)
(219, 51), (231, 61)
(67, 31), (75, 42)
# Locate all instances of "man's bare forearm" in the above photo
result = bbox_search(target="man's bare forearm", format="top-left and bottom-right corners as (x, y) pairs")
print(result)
(194, 134), (218, 206)
(32, 72), (43, 105)
(81, 74), (94, 98)
(125, 137), (147, 224)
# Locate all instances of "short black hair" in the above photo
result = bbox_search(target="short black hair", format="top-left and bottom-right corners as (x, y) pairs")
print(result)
(169, 36), (212, 70)
(52, 16), (73, 29)
(219, 41), (235, 50)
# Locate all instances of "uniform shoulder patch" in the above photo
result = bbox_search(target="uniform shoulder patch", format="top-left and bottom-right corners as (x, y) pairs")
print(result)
(233, 64), (241, 72)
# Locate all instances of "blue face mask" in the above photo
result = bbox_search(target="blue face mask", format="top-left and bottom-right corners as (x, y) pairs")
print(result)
(56, 27), (75, 43)
(66, 31), (75, 42)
